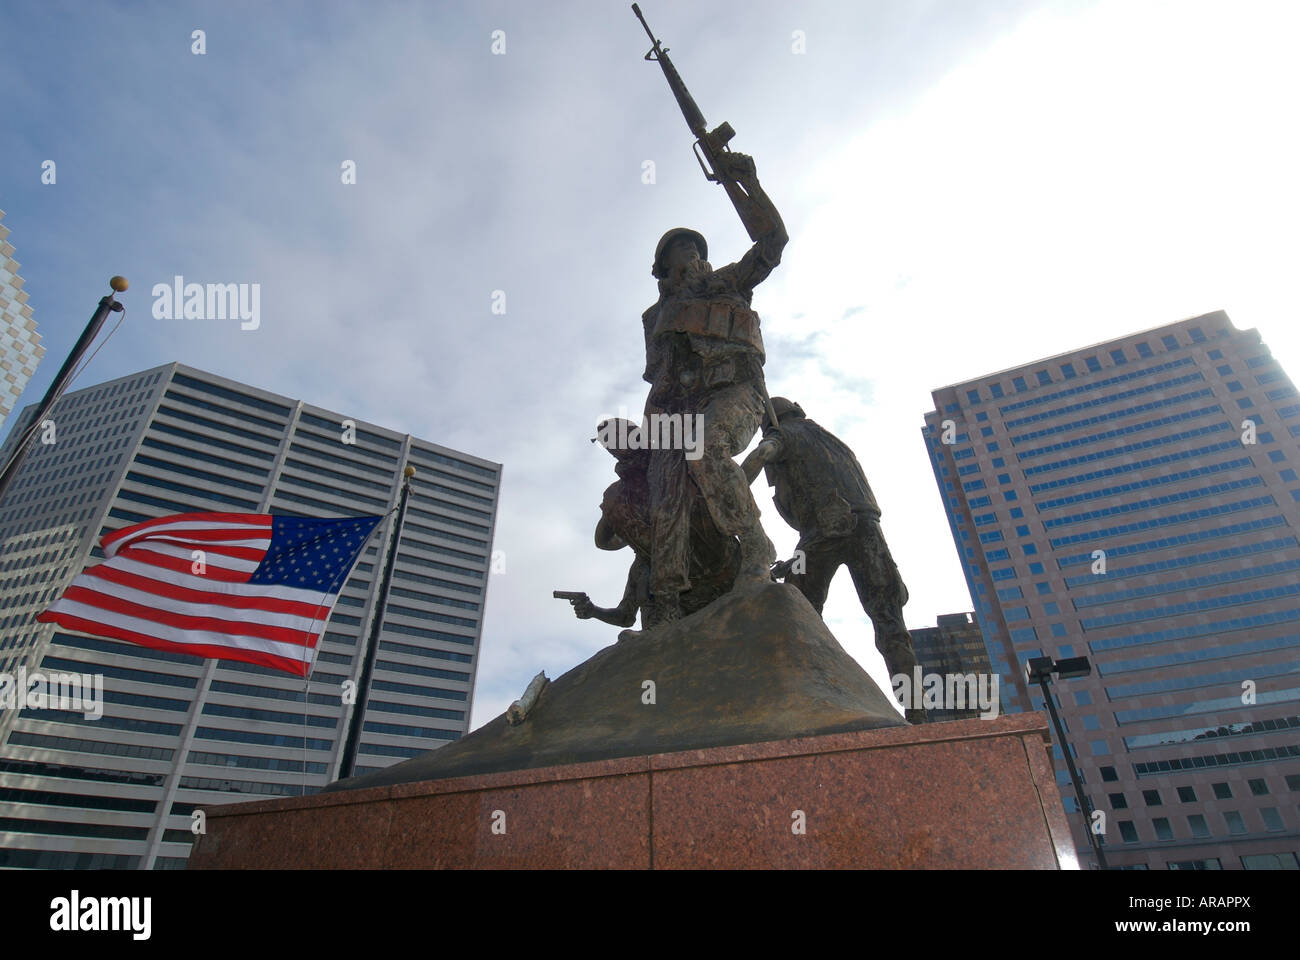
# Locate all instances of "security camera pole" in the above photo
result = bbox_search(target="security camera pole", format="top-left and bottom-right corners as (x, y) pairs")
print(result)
(0, 277), (128, 507)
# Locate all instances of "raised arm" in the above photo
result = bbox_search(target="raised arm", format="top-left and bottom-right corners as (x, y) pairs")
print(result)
(712, 152), (788, 292)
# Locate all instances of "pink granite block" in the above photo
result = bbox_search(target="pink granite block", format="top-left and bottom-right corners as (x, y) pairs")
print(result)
(189, 715), (1069, 869)
(383, 774), (651, 869)
(651, 735), (1061, 869)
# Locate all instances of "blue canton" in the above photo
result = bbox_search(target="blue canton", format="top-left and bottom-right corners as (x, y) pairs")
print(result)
(247, 515), (384, 592)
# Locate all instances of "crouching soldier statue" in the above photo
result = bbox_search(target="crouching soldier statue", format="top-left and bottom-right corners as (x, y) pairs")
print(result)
(741, 398), (927, 722)
(562, 420), (740, 639)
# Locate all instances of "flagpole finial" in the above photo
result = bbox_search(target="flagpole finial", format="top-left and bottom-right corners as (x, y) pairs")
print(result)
(403, 465), (416, 479)
(109, 276), (128, 292)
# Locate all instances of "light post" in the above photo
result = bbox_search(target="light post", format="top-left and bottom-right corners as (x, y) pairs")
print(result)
(1026, 655), (1108, 870)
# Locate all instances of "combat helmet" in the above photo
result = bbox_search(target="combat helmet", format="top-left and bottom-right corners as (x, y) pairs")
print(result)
(652, 227), (708, 279)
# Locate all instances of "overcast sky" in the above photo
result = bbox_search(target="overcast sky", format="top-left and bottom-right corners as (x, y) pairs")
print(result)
(3, 0), (1298, 727)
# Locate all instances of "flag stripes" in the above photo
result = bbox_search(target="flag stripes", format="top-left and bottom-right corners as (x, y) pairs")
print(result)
(39, 511), (384, 676)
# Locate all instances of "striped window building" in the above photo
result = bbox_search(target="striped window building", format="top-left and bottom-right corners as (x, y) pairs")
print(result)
(0, 362), (501, 869)
(923, 311), (1300, 870)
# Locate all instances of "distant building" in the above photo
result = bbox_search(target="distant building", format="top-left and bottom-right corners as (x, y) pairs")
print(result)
(0, 362), (501, 869)
(909, 612), (991, 721)
(0, 210), (43, 434)
(923, 311), (1300, 870)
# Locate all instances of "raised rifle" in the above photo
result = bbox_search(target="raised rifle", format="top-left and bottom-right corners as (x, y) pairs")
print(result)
(631, 4), (777, 241)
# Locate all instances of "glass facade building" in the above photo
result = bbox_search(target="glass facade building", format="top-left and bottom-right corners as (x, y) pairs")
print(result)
(0, 362), (501, 869)
(923, 311), (1300, 870)
(0, 210), (43, 434)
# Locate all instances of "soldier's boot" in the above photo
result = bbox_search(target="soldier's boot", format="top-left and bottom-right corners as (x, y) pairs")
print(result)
(618, 591), (681, 642)
(737, 528), (777, 582)
(880, 632), (928, 723)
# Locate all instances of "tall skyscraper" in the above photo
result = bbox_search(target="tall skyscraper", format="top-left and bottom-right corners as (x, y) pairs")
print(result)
(0, 210), (43, 434)
(923, 311), (1300, 870)
(909, 612), (991, 722)
(0, 362), (501, 869)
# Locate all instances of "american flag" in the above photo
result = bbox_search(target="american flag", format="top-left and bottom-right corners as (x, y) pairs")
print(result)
(38, 511), (384, 677)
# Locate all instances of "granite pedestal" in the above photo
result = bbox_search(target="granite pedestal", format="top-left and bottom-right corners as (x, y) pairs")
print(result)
(188, 713), (1076, 869)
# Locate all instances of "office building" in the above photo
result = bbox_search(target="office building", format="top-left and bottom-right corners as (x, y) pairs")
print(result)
(0, 210), (43, 433)
(909, 612), (991, 722)
(0, 362), (501, 868)
(923, 311), (1300, 869)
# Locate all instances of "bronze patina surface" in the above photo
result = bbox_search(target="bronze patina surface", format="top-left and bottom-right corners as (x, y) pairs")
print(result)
(328, 580), (905, 792)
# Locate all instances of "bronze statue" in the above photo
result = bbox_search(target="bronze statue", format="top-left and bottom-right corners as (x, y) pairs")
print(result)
(742, 398), (927, 722)
(638, 198), (786, 630)
(326, 8), (917, 798)
(623, 5), (789, 630)
(560, 420), (739, 637)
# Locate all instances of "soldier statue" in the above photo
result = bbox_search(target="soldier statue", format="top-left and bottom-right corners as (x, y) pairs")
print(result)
(741, 398), (927, 722)
(562, 420), (739, 637)
(638, 150), (787, 628)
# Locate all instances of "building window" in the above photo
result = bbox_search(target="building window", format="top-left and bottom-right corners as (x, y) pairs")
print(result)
(1153, 818), (1174, 841)
(1259, 807), (1284, 831)
(1241, 853), (1299, 869)
(1118, 821), (1139, 843)
(1223, 811), (1246, 834)
(989, 383), (1004, 398)
(1143, 789), (1162, 806)
(1109, 792), (1128, 809)
(1186, 815), (1211, 839)
(1249, 778), (1270, 796)
(1177, 786), (1197, 803)
(1212, 782), (1233, 799)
